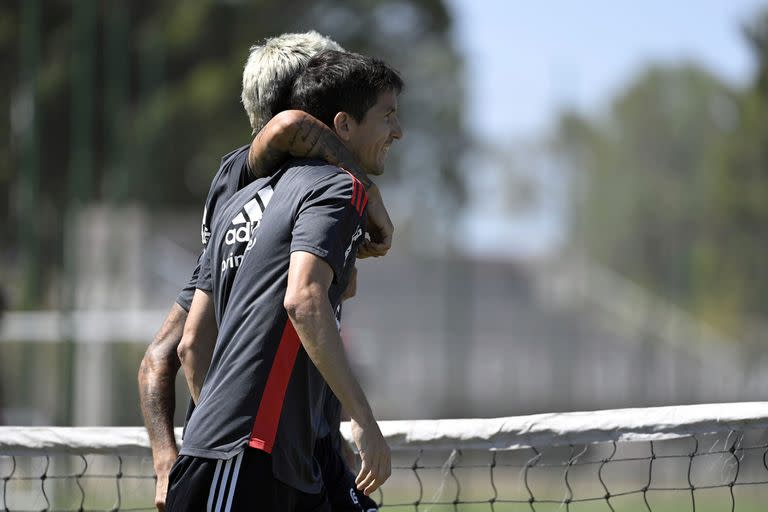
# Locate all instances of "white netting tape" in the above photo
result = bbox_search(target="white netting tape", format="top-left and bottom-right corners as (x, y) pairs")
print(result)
(2, 402), (767, 455)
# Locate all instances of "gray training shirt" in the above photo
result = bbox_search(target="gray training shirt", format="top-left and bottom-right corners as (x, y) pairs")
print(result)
(181, 159), (368, 494)
(176, 144), (254, 312)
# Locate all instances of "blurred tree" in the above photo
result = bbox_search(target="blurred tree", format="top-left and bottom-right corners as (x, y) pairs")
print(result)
(1, 0), (466, 308)
(554, 8), (768, 338)
(693, 10), (768, 335)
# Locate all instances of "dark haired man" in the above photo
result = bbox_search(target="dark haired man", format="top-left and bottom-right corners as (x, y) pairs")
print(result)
(138, 32), (393, 511)
(166, 50), (402, 510)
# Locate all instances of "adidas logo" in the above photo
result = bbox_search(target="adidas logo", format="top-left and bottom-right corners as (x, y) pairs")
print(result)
(219, 186), (274, 273)
(224, 216), (258, 245)
(223, 187), (273, 246)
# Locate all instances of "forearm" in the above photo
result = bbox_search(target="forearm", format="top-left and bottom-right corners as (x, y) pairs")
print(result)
(138, 304), (186, 471)
(178, 337), (213, 404)
(177, 289), (218, 404)
(249, 110), (373, 189)
(287, 293), (376, 427)
(138, 361), (179, 470)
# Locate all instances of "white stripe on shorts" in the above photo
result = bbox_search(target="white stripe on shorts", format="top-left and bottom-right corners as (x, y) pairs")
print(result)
(223, 451), (245, 512)
(214, 458), (233, 512)
(206, 459), (224, 512)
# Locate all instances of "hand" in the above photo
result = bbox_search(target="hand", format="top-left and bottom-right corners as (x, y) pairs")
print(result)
(153, 454), (177, 512)
(154, 468), (170, 511)
(352, 418), (391, 495)
(359, 185), (392, 258)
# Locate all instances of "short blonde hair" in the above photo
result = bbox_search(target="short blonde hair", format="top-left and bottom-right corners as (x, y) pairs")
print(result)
(241, 31), (343, 134)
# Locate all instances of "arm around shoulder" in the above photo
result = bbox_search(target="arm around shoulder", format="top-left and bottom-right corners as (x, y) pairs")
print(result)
(250, 110), (393, 256)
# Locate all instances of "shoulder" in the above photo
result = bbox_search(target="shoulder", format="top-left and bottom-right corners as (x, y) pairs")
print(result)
(208, 145), (251, 193)
(219, 144), (250, 168)
(282, 158), (361, 194)
(282, 158), (343, 182)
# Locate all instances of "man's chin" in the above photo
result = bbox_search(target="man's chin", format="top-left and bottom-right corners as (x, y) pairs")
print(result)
(362, 163), (385, 176)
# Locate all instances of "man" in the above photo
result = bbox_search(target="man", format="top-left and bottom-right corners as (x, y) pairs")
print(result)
(138, 32), (391, 510)
(166, 50), (403, 510)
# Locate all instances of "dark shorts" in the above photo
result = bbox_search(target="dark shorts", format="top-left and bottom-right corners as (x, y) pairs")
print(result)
(316, 435), (379, 512)
(166, 448), (330, 512)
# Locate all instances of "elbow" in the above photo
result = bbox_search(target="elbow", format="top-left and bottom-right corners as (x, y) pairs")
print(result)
(139, 332), (182, 386)
(272, 109), (306, 137)
(284, 284), (325, 326)
(283, 292), (307, 323)
(269, 110), (310, 150)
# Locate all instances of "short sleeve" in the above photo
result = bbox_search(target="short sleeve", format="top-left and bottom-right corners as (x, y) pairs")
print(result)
(196, 245), (214, 292)
(290, 173), (365, 281)
(176, 251), (205, 312)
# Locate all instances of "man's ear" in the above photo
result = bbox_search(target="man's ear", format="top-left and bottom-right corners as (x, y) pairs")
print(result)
(333, 112), (353, 141)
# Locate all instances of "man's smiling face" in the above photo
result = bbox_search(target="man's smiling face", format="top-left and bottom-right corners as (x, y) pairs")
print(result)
(345, 89), (403, 176)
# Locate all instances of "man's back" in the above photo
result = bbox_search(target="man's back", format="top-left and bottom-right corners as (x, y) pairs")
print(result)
(182, 159), (367, 493)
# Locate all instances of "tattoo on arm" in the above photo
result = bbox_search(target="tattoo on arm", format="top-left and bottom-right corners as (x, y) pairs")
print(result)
(249, 111), (373, 189)
(139, 350), (180, 451)
(249, 129), (288, 179)
(138, 306), (186, 462)
(289, 117), (373, 189)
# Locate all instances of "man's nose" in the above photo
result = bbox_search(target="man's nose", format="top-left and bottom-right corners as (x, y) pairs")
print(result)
(391, 117), (403, 140)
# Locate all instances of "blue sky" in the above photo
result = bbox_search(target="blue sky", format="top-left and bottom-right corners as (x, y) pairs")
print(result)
(445, 0), (766, 257)
(446, 0), (765, 141)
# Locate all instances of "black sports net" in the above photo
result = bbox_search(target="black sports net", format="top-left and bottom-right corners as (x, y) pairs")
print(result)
(2, 428), (767, 511)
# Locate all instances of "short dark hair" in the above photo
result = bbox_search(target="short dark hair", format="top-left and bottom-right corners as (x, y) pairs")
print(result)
(291, 50), (403, 127)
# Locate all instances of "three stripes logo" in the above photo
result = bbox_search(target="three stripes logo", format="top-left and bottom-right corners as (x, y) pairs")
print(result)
(206, 451), (244, 512)
(349, 174), (368, 216)
(220, 186), (273, 273)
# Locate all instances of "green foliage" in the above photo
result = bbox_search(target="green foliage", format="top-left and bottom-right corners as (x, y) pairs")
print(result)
(1, 0), (465, 307)
(555, 10), (768, 338)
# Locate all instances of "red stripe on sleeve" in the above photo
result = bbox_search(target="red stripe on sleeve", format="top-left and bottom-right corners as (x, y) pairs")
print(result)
(356, 186), (366, 215)
(248, 320), (302, 453)
(343, 171), (367, 216)
(350, 177), (358, 209)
